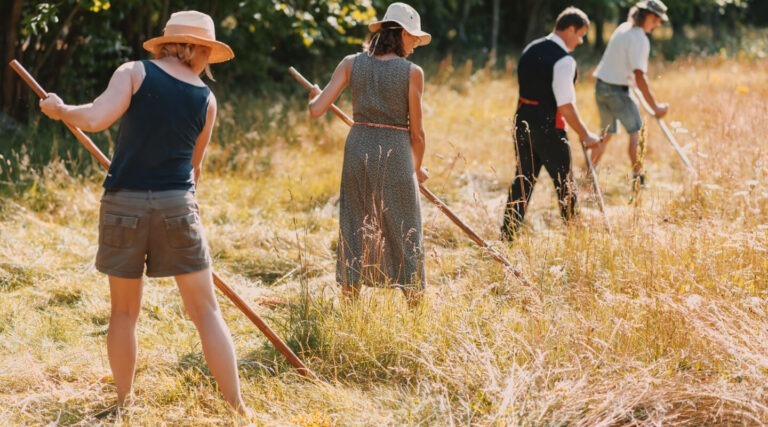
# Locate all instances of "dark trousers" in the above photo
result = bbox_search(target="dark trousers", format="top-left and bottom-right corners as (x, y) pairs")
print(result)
(502, 115), (576, 238)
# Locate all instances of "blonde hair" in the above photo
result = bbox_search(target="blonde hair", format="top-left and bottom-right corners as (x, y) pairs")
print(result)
(155, 43), (214, 80)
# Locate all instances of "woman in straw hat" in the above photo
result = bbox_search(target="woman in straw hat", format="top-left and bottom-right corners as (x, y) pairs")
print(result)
(308, 2), (431, 304)
(40, 11), (248, 414)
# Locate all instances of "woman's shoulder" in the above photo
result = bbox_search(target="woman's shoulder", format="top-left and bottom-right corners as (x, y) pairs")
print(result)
(342, 53), (361, 66)
(335, 54), (360, 77)
(115, 60), (144, 75)
(332, 54), (357, 72)
(406, 61), (423, 74)
(109, 61), (146, 91)
(408, 62), (424, 82)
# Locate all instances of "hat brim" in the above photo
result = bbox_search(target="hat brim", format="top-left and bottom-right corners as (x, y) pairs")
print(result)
(143, 35), (234, 63)
(636, 1), (670, 22)
(368, 20), (432, 46)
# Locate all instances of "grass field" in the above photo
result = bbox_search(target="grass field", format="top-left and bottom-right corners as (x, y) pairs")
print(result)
(1, 54), (768, 425)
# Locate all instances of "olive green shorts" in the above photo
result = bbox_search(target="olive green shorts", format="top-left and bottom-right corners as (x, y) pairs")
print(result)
(95, 189), (211, 278)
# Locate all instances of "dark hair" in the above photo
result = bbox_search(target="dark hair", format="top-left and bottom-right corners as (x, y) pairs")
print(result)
(366, 22), (406, 57)
(628, 6), (654, 27)
(555, 7), (590, 31)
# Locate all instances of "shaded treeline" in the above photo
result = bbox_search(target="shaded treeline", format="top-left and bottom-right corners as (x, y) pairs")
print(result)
(0, 0), (765, 122)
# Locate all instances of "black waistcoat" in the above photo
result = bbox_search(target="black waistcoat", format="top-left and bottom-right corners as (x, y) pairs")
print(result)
(517, 38), (572, 130)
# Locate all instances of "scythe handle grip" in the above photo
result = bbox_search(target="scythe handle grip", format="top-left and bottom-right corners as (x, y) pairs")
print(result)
(9, 60), (48, 99)
(288, 66), (354, 127)
(9, 60), (112, 169)
(288, 66), (314, 91)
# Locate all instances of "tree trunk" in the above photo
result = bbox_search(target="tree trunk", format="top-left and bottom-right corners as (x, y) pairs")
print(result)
(161, 0), (170, 31)
(711, 9), (722, 42)
(121, 8), (150, 60)
(1, 0), (24, 117)
(209, 0), (218, 17)
(32, 4), (81, 80)
(593, 4), (606, 52)
(523, 0), (550, 44)
(489, 0), (500, 66)
(457, 0), (471, 43)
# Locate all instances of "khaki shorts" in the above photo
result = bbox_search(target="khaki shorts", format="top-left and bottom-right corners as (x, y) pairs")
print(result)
(95, 189), (211, 278)
(595, 79), (643, 135)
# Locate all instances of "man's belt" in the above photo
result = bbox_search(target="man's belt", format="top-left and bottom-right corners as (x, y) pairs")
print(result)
(518, 97), (540, 106)
(516, 97), (566, 131)
(597, 78), (629, 91)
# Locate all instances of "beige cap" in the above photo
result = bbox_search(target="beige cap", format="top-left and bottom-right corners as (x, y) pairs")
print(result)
(143, 10), (234, 63)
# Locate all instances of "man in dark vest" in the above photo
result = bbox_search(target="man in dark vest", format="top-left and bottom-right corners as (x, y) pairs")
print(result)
(501, 7), (601, 241)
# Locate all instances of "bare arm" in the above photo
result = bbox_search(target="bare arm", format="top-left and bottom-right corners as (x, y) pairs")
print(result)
(192, 93), (217, 187)
(309, 55), (354, 118)
(408, 65), (428, 183)
(558, 103), (600, 147)
(634, 69), (668, 118)
(39, 61), (139, 132)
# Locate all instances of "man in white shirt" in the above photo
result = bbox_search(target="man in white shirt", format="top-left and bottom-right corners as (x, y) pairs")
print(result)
(590, 0), (670, 187)
(501, 7), (601, 241)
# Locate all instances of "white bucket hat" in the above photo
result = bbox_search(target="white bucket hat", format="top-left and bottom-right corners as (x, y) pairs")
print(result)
(368, 3), (431, 46)
(143, 10), (234, 63)
(636, 0), (669, 22)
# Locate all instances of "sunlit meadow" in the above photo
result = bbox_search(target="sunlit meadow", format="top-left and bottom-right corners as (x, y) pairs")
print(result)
(1, 52), (768, 425)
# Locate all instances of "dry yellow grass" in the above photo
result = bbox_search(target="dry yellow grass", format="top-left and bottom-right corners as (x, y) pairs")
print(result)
(1, 55), (768, 425)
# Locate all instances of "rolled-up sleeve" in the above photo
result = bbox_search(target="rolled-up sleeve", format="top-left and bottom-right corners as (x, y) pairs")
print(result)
(552, 56), (577, 106)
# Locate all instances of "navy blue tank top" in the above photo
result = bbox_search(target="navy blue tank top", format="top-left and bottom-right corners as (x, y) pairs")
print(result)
(103, 60), (211, 190)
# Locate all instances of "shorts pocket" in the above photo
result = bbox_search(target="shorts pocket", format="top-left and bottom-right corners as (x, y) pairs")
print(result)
(164, 212), (202, 249)
(101, 213), (139, 248)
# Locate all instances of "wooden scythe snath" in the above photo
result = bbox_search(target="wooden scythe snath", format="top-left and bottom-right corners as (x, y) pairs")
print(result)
(580, 142), (613, 235)
(288, 66), (527, 283)
(9, 59), (317, 380)
(631, 87), (696, 176)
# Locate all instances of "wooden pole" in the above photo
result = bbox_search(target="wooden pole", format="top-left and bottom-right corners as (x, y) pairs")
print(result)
(580, 142), (612, 234)
(9, 59), (317, 380)
(289, 66), (527, 283)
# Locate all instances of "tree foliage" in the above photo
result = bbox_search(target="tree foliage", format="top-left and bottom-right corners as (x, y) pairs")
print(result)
(0, 0), (764, 121)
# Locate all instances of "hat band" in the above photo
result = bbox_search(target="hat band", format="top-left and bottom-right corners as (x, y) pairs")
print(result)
(163, 24), (215, 41)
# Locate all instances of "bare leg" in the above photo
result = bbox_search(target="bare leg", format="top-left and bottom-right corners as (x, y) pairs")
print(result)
(106, 276), (143, 405)
(175, 269), (248, 414)
(627, 132), (641, 173)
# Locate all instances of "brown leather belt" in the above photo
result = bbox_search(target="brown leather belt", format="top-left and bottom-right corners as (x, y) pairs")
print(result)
(356, 122), (409, 131)
(518, 97), (540, 106)
(516, 97), (567, 131)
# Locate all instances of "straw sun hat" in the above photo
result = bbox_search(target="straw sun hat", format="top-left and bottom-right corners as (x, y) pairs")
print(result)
(143, 10), (234, 63)
(368, 2), (431, 46)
